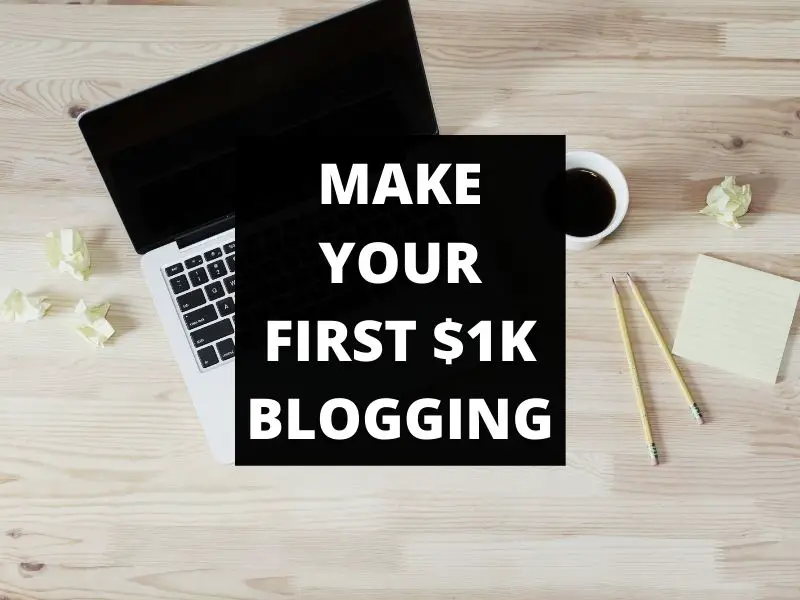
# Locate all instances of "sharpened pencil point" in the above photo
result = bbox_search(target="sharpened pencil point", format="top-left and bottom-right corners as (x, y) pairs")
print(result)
(691, 403), (705, 424)
(648, 443), (659, 466)
(626, 272), (634, 285)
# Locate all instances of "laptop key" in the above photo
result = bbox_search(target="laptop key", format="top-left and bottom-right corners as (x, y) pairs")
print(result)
(189, 267), (209, 286)
(205, 281), (225, 301)
(166, 263), (184, 276)
(169, 274), (190, 294)
(191, 318), (234, 348)
(176, 289), (205, 312)
(204, 248), (222, 261)
(223, 275), (235, 294)
(184, 304), (218, 330)
(197, 345), (219, 368)
(223, 242), (235, 254)
(208, 260), (227, 279)
(185, 255), (203, 268)
(226, 255), (235, 273)
(217, 338), (235, 360)
(217, 297), (235, 316)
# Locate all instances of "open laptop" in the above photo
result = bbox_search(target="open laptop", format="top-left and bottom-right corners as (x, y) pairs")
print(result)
(76, 0), (438, 464)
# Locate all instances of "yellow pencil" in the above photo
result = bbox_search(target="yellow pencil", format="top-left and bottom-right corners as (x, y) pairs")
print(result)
(625, 273), (704, 424)
(612, 276), (659, 466)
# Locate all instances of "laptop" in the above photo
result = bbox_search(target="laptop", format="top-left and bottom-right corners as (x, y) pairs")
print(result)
(76, 0), (438, 464)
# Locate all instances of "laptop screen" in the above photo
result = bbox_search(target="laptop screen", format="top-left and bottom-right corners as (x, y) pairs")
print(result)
(78, 0), (438, 255)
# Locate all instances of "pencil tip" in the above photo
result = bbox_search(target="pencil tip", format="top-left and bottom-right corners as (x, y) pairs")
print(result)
(691, 403), (704, 424)
(626, 272), (633, 285)
(649, 444), (659, 466)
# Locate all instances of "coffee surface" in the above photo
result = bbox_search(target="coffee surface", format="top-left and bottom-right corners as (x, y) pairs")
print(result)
(563, 168), (616, 237)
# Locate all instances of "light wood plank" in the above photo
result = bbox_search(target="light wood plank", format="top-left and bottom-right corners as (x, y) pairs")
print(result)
(725, 21), (800, 59)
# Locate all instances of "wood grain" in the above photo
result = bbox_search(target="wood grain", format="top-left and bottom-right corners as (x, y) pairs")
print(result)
(1, 0), (799, 599)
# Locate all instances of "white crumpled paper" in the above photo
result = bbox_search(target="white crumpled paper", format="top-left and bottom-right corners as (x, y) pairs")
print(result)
(45, 228), (91, 281)
(74, 299), (115, 347)
(700, 176), (752, 229)
(0, 289), (50, 322)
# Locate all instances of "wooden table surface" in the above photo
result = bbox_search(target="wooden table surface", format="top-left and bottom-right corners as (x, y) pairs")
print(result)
(1, 0), (799, 598)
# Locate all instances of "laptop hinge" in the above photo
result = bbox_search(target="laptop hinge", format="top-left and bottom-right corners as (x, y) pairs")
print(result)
(176, 214), (234, 250)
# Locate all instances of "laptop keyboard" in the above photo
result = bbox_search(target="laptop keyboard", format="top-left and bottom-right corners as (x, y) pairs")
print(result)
(163, 241), (235, 370)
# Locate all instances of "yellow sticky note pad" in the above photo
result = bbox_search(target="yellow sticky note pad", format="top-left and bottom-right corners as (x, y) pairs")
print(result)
(672, 255), (800, 384)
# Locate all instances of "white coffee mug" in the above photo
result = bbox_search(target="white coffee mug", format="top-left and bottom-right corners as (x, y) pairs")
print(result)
(565, 151), (629, 251)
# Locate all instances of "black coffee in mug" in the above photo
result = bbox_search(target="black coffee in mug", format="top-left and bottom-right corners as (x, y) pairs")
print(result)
(563, 168), (616, 237)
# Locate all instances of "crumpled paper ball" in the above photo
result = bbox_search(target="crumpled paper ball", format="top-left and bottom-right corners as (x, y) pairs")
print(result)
(74, 299), (115, 347)
(0, 289), (50, 322)
(45, 228), (91, 281)
(700, 176), (752, 229)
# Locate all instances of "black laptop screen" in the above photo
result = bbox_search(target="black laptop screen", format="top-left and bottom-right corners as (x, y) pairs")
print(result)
(78, 0), (437, 255)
